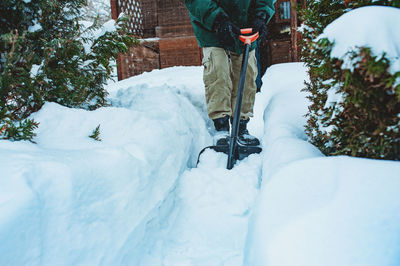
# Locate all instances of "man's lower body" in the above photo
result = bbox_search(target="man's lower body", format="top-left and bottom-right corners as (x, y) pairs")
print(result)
(202, 47), (260, 146)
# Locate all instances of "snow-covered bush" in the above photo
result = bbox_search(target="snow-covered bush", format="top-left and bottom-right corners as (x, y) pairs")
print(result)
(299, 1), (400, 160)
(81, 0), (111, 25)
(0, 0), (137, 141)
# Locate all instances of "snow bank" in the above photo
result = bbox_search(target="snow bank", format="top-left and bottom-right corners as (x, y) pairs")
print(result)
(253, 63), (323, 178)
(106, 67), (265, 265)
(319, 6), (400, 73)
(245, 156), (400, 266)
(244, 9), (400, 264)
(0, 67), (209, 265)
(244, 62), (400, 266)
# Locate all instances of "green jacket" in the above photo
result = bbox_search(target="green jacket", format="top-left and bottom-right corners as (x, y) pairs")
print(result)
(185, 0), (276, 54)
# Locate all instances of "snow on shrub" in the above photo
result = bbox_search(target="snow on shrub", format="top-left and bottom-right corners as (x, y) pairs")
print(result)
(81, 0), (112, 24)
(0, 0), (137, 141)
(300, 1), (400, 160)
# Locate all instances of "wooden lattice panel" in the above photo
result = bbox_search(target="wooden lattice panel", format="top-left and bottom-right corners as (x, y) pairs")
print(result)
(117, 0), (144, 37)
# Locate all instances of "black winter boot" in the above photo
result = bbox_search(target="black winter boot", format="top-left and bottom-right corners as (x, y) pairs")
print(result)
(213, 116), (230, 146)
(237, 119), (260, 146)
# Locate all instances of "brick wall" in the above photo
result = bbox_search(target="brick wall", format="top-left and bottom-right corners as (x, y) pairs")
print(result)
(140, 0), (158, 37)
(157, 0), (190, 26)
(111, 0), (201, 80)
(159, 36), (202, 69)
(118, 40), (160, 79)
(155, 0), (201, 69)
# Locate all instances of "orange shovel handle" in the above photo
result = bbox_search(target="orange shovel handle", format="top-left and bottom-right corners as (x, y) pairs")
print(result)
(239, 28), (259, 45)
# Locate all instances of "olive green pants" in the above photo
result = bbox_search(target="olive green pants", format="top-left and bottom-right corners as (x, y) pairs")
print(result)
(202, 47), (258, 120)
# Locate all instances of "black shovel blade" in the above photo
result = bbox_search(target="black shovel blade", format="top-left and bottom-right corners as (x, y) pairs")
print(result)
(196, 144), (230, 166)
(196, 142), (262, 166)
(236, 143), (262, 160)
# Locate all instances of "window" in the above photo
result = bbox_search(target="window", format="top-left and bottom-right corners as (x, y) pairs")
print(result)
(280, 1), (291, 20)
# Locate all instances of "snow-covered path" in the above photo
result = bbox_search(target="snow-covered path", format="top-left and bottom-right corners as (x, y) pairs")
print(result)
(117, 63), (311, 265)
(106, 66), (267, 265)
(132, 152), (262, 266)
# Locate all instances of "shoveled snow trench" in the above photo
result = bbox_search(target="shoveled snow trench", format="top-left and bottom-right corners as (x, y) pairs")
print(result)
(109, 70), (265, 266)
(109, 63), (312, 265)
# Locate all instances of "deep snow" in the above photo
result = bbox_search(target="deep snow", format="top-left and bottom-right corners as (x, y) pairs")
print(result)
(1, 5), (400, 266)
(243, 65), (400, 266)
(1, 63), (399, 266)
(0, 67), (209, 265)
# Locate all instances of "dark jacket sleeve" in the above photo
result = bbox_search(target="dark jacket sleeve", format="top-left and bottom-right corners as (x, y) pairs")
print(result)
(254, 0), (276, 22)
(184, 0), (225, 31)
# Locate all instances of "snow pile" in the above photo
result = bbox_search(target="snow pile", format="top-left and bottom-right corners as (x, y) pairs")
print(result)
(0, 67), (209, 265)
(244, 7), (400, 266)
(245, 156), (400, 266)
(319, 6), (400, 73)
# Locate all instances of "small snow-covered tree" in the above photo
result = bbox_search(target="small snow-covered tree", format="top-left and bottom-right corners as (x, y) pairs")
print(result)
(0, 0), (137, 141)
(299, 0), (400, 160)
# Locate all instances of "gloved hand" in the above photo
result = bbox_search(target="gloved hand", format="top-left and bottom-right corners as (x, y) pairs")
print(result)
(213, 12), (240, 47)
(252, 11), (268, 40)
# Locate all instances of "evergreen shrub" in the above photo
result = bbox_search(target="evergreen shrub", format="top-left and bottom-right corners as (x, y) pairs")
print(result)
(0, 0), (137, 141)
(299, 0), (400, 160)
(300, 0), (400, 160)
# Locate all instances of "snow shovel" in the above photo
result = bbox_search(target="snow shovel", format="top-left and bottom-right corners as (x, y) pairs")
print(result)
(226, 28), (262, 169)
(197, 29), (262, 168)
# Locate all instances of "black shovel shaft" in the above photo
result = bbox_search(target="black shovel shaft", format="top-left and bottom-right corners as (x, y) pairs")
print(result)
(227, 43), (251, 170)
